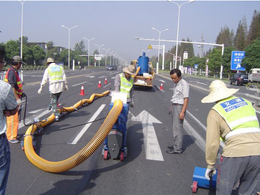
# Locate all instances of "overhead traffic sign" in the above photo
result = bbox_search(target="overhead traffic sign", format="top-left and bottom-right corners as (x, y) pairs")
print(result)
(231, 51), (245, 71)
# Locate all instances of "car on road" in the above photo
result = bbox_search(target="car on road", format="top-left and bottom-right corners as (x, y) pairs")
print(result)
(106, 65), (114, 71)
(230, 73), (248, 85)
(113, 65), (117, 70)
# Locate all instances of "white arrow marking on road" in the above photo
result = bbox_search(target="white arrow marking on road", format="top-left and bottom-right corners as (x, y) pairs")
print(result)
(131, 110), (164, 161)
(69, 104), (106, 144)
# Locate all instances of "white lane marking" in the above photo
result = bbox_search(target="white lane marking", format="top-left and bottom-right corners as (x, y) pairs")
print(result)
(69, 104), (106, 144)
(186, 110), (225, 148)
(159, 79), (165, 83)
(85, 76), (95, 78)
(131, 110), (164, 161)
(197, 82), (207, 86)
(19, 109), (52, 129)
(72, 81), (87, 87)
(103, 83), (111, 88)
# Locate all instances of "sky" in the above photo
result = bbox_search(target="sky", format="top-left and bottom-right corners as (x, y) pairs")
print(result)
(0, 0), (260, 64)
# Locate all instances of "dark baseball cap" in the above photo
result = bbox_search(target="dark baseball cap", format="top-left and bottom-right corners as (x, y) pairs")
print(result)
(12, 56), (25, 65)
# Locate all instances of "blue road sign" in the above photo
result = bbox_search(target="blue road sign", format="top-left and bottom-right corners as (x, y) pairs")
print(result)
(231, 51), (245, 71)
(194, 64), (198, 69)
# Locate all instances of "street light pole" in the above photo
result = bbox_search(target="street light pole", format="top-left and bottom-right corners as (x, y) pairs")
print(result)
(168, 0), (194, 69)
(95, 44), (104, 66)
(18, 0), (26, 61)
(83, 37), (95, 67)
(103, 48), (110, 67)
(152, 27), (168, 74)
(61, 25), (77, 69)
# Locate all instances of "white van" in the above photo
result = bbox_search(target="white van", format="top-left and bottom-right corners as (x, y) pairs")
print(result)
(248, 68), (260, 83)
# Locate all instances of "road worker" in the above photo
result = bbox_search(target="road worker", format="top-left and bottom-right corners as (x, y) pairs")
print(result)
(4, 56), (24, 143)
(201, 80), (260, 194)
(38, 58), (68, 122)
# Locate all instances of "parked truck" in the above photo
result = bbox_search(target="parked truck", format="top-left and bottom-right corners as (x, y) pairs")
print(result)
(132, 52), (154, 88)
(248, 68), (260, 83)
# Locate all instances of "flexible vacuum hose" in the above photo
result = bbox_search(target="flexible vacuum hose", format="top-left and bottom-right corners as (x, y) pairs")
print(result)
(24, 91), (123, 173)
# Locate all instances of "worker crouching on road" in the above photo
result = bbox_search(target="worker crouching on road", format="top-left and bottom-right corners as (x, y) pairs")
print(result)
(4, 56), (24, 144)
(201, 80), (260, 195)
(38, 58), (68, 122)
(114, 65), (136, 107)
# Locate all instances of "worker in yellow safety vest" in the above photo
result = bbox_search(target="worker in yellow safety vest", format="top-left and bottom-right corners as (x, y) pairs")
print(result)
(114, 65), (136, 107)
(201, 80), (260, 195)
(38, 58), (68, 122)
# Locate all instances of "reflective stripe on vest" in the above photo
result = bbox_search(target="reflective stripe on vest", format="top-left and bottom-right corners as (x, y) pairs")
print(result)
(213, 96), (259, 141)
(4, 68), (23, 98)
(47, 64), (63, 83)
(120, 73), (133, 98)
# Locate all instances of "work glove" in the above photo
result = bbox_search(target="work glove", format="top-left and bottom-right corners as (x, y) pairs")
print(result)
(205, 167), (216, 180)
(16, 99), (22, 107)
(65, 85), (68, 91)
(38, 86), (43, 94)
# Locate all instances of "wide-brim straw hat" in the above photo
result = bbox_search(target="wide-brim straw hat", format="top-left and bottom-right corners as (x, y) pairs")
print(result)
(201, 80), (239, 103)
(46, 57), (54, 65)
(123, 65), (136, 75)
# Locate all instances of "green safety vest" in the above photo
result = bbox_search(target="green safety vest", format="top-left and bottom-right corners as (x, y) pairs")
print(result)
(47, 64), (63, 84)
(120, 73), (133, 98)
(213, 96), (260, 141)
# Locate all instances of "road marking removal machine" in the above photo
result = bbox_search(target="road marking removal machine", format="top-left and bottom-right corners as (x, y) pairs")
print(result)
(102, 92), (129, 161)
(191, 167), (217, 193)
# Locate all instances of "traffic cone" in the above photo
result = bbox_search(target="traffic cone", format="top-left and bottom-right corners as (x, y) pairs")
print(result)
(98, 80), (101, 88)
(79, 85), (85, 95)
(160, 83), (163, 90)
(104, 77), (107, 84)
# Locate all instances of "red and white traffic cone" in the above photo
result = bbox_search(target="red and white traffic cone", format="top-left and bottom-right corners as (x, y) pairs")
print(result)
(98, 80), (101, 88)
(104, 77), (107, 84)
(79, 85), (85, 95)
(160, 83), (163, 90)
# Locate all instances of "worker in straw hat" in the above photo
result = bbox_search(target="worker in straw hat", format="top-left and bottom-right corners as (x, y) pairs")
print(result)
(201, 80), (260, 194)
(38, 58), (68, 122)
(114, 65), (136, 107)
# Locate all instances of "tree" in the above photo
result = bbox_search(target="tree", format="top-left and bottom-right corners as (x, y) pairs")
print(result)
(5, 40), (20, 62)
(242, 39), (260, 71)
(207, 48), (222, 77)
(234, 18), (247, 50)
(222, 46), (236, 76)
(22, 45), (33, 64)
(216, 26), (234, 47)
(247, 10), (260, 45)
(33, 45), (46, 65)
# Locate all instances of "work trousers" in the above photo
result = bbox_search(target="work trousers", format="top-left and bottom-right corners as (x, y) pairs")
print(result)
(50, 92), (62, 117)
(216, 156), (260, 195)
(0, 134), (11, 195)
(6, 112), (19, 141)
(171, 104), (184, 153)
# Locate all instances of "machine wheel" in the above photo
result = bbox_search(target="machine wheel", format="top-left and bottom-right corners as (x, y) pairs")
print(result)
(120, 151), (124, 161)
(103, 150), (108, 160)
(192, 181), (198, 193)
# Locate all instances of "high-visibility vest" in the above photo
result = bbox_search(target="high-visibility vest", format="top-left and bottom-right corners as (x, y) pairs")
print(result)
(120, 73), (133, 98)
(4, 67), (23, 98)
(213, 96), (260, 141)
(47, 64), (63, 84)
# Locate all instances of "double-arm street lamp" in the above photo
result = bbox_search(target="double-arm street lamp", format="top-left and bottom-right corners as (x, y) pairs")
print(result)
(18, 0), (26, 61)
(168, 0), (194, 68)
(83, 37), (95, 67)
(95, 44), (104, 66)
(61, 25), (77, 69)
(152, 27), (169, 73)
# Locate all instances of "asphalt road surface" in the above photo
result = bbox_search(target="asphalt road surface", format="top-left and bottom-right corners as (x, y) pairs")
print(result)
(4, 68), (260, 195)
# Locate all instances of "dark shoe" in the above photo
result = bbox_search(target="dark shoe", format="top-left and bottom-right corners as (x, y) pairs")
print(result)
(166, 149), (182, 154)
(167, 145), (173, 150)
